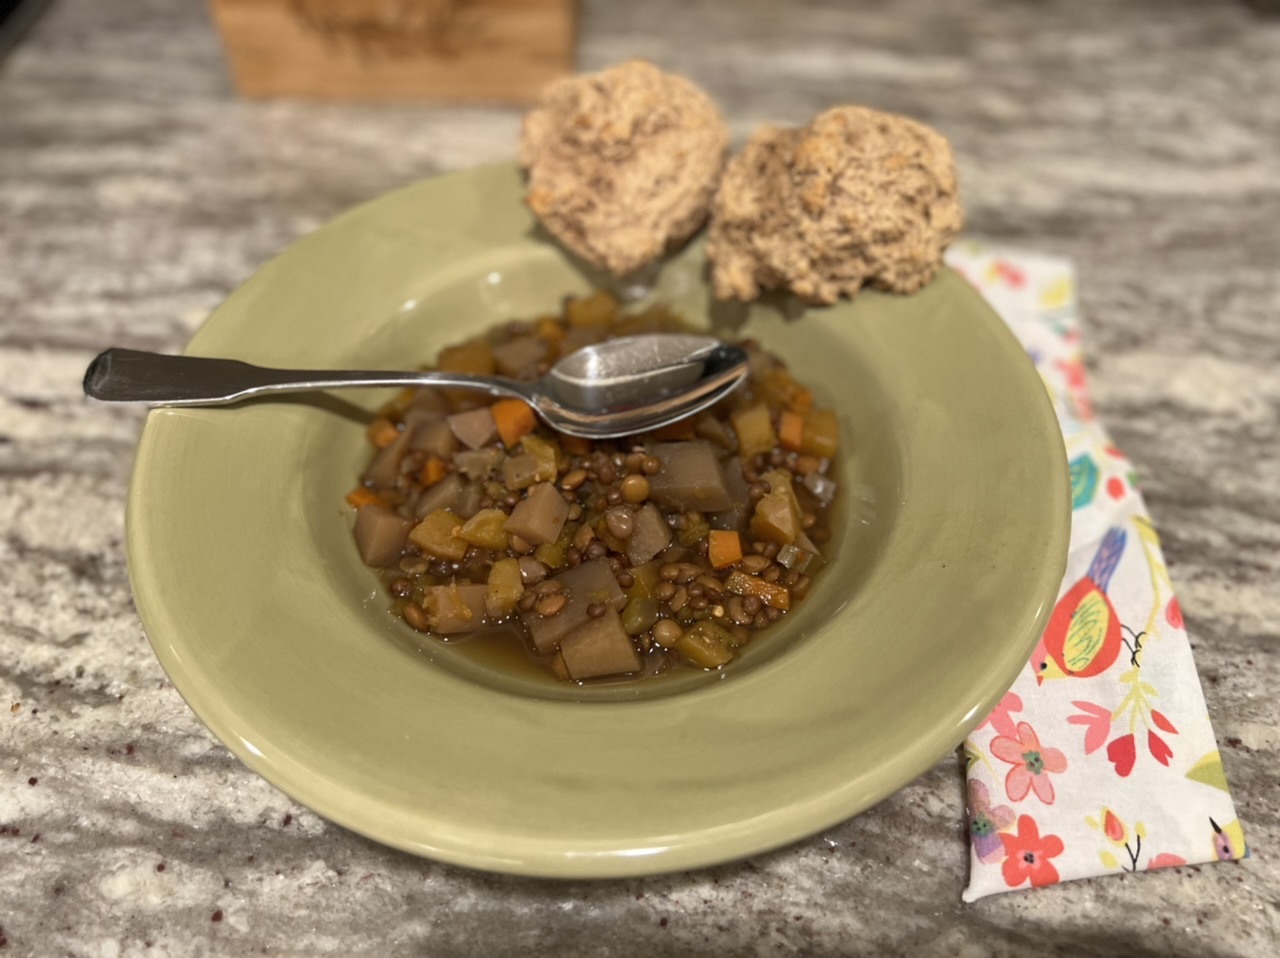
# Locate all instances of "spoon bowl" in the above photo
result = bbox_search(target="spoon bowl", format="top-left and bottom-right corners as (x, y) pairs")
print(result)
(83, 333), (749, 438)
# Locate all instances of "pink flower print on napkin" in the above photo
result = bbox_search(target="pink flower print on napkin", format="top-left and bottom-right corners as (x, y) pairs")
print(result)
(990, 722), (1068, 804)
(1067, 700), (1113, 755)
(975, 691), (1023, 740)
(1000, 816), (1064, 889)
(967, 780), (1016, 864)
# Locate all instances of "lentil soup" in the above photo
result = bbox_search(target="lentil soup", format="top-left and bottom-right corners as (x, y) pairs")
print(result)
(347, 291), (842, 687)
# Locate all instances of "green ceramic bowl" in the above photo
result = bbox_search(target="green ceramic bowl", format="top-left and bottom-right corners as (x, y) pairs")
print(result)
(126, 162), (1069, 877)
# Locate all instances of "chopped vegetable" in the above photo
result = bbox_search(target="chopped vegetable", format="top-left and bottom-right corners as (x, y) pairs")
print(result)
(724, 570), (791, 610)
(777, 541), (825, 575)
(750, 489), (800, 545)
(405, 417), (458, 460)
(778, 410), (805, 452)
(799, 408), (839, 458)
(621, 595), (660, 636)
(625, 503), (671, 566)
(454, 447), (504, 480)
(485, 558), (524, 618)
(803, 469), (838, 508)
(521, 559), (625, 654)
(414, 473), (463, 518)
(502, 453), (541, 491)
(448, 407), (499, 450)
(354, 505), (413, 566)
(345, 487), (385, 510)
(648, 441), (734, 512)
(424, 582), (487, 634)
(520, 434), (559, 482)
(707, 530), (743, 569)
(757, 367), (812, 414)
(491, 337), (546, 378)
(366, 416), (400, 449)
(408, 509), (469, 561)
(504, 482), (569, 546)
(673, 621), (734, 669)
(418, 457), (447, 487)
(492, 398), (537, 448)
(458, 508), (510, 550)
(730, 402), (777, 459)
(559, 609), (641, 679)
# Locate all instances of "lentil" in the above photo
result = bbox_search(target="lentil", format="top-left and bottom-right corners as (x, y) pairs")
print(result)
(535, 593), (567, 616)
(620, 474), (650, 503)
(652, 620), (683, 648)
(402, 603), (430, 631)
(605, 508), (635, 539)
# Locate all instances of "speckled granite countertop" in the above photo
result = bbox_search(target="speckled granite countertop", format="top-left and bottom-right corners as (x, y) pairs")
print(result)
(1, 0), (1277, 955)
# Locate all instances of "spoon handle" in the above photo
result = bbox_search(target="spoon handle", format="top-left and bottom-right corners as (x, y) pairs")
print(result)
(83, 348), (533, 407)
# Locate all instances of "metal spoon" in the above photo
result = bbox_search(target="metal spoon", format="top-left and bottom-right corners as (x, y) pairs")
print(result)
(83, 334), (749, 439)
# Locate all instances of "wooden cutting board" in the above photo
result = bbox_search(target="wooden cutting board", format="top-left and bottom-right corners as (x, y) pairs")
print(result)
(209, 0), (575, 103)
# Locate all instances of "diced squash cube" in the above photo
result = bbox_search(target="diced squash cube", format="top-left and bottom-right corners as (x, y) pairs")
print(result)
(408, 509), (468, 561)
(750, 492), (799, 545)
(458, 508), (509, 550)
(750, 470), (802, 545)
(800, 408), (839, 458)
(520, 434), (559, 482)
(730, 402), (777, 459)
(757, 367), (812, 414)
(485, 557), (524, 618)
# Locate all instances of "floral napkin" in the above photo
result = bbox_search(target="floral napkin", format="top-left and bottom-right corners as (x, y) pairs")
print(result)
(943, 242), (1247, 900)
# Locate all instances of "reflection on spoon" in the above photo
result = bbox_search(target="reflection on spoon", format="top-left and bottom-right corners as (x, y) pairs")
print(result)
(82, 334), (749, 439)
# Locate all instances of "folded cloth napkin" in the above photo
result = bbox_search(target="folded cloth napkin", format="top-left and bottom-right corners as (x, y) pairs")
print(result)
(943, 243), (1247, 900)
